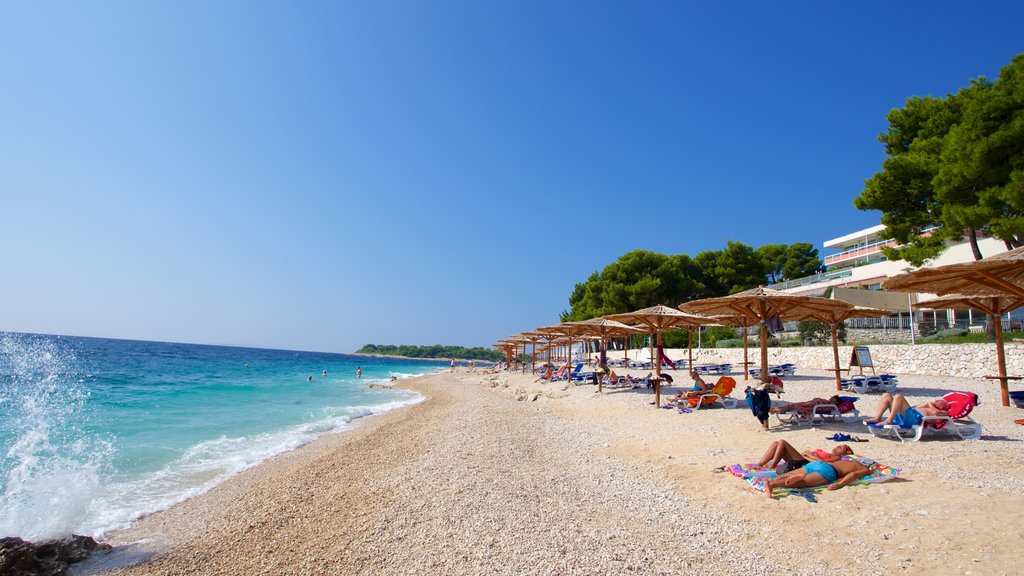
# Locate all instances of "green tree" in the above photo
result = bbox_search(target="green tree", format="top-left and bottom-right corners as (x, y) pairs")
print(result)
(855, 53), (1024, 265)
(705, 241), (766, 294)
(561, 250), (703, 321)
(797, 320), (846, 345)
(936, 55), (1024, 251)
(756, 244), (788, 284)
(782, 242), (824, 280)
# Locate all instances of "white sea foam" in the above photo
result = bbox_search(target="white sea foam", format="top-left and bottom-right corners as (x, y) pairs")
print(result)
(79, 392), (424, 538)
(0, 335), (113, 541)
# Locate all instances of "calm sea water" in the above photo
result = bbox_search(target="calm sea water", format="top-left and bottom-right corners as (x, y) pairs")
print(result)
(0, 332), (444, 541)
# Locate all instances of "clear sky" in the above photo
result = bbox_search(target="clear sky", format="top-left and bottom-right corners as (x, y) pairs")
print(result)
(1, 2), (1021, 353)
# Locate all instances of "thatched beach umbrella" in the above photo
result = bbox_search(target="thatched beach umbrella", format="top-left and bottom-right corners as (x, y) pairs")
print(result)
(605, 306), (718, 407)
(515, 331), (549, 375)
(790, 306), (894, 391)
(493, 342), (517, 367)
(564, 318), (643, 393)
(681, 287), (853, 383)
(884, 246), (1024, 299)
(535, 323), (594, 376)
(918, 294), (1024, 407)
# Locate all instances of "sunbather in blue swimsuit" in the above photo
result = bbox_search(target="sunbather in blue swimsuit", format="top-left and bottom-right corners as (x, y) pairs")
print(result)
(893, 406), (924, 427)
(801, 461), (838, 483)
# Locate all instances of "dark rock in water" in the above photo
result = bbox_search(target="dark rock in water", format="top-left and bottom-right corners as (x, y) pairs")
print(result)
(0, 535), (111, 576)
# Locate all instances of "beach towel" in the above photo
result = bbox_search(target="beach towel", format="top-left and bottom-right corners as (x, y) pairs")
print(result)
(728, 456), (900, 497)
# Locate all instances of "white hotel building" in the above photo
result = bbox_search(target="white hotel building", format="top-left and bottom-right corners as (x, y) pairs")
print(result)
(773, 225), (1022, 334)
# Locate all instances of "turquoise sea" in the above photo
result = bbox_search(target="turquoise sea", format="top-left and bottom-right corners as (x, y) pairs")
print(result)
(0, 332), (445, 542)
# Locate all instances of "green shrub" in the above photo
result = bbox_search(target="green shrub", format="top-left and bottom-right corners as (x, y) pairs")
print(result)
(780, 339), (803, 347)
(936, 328), (969, 338)
(715, 339), (742, 348)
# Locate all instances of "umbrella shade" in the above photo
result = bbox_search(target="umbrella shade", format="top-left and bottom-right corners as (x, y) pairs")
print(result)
(883, 246), (1024, 299)
(681, 287), (853, 382)
(917, 293), (1024, 407)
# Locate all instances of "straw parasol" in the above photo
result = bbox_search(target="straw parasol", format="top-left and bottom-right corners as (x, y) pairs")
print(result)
(680, 287), (853, 383)
(918, 294), (1024, 406)
(605, 306), (720, 407)
(564, 318), (643, 393)
(884, 246), (1024, 299)
(492, 342), (518, 366)
(789, 306), (894, 391)
(515, 331), (550, 375)
(535, 323), (595, 376)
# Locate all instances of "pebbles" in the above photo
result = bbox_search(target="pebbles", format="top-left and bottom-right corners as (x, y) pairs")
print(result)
(103, 368), (1024, 575)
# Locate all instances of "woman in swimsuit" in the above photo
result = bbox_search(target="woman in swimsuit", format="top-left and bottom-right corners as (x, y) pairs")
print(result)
(756, 439), (852, 471)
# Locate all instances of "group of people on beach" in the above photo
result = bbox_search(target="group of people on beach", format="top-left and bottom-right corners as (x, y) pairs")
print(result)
(653, 368), (959, 499)
(753, 389), (953, 498)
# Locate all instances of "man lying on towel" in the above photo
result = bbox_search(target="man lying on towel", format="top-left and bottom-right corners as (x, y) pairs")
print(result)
(764, 458), (870, 499)
(757, 439), (852, 473)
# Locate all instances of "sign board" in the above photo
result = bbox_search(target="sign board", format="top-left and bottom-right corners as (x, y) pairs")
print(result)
(848, 346), (875, 375)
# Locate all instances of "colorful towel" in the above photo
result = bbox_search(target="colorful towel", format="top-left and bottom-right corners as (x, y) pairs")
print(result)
(728, 457), (900, 496)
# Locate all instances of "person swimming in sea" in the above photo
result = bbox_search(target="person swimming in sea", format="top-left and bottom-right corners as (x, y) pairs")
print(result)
(307, 375), (313, 382)
(322, 370), (327, 377)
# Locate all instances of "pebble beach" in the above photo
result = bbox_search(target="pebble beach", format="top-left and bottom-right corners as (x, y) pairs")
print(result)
(94, 357), (1024, 576)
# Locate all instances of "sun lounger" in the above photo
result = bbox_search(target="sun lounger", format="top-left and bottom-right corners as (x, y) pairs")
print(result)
(774, 396), (860, 427)
(554, 363), (583, 382)
(681, 376), (738, 409)
(841, 374), (898, 394)
(865, 391), (982, 442)
(750, 364), (797, 378)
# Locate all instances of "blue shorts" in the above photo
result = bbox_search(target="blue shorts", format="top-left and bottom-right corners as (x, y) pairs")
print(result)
(802, 461), (838, 483)
(893, 406), (923, 428)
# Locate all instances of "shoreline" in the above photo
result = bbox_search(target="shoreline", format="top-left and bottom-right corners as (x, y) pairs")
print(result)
(92, 366), (1024, 575)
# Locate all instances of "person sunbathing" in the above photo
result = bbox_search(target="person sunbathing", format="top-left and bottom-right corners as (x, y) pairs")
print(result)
(863, 392), (950, 427)
(672, 371), (712, 400)
(534, 365), (555, 382)
(764, 458), (870, 499)
(769, 395), (842, 417)
(757, 439), (853, 472)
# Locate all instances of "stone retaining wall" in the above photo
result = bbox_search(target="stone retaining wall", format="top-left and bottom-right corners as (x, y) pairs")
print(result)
(682, 342), (1024, 378)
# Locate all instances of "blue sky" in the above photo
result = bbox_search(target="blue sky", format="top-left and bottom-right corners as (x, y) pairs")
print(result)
(1, 1), (1022, 352)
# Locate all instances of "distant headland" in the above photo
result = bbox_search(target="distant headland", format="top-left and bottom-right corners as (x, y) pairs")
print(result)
(354, 344), (502, 362)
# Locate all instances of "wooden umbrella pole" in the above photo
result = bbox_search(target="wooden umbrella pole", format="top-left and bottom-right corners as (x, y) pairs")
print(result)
(654, 330), (662, 407)
(759, 322), (769, 383)
(743, 330), (749, 381)
(597, 337), (605, 393)
(687, 329), (693, 370)
(832, 323), (841, 391)
(994, 312), (1009, 407)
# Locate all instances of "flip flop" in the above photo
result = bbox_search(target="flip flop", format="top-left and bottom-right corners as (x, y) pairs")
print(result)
(712, 465), (727, 474)
(826, 434), (851, 442)
(849, 436), (868, 442)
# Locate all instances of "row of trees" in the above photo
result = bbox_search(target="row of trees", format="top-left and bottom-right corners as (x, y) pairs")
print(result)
(855, 53), (1024, 265)
(561, 242), (823, 322)
(356, 344), (503, 362)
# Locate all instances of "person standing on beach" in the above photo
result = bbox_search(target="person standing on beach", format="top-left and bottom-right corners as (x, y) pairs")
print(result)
(451, 358), (455, 372)
(356, 366), (362, 378)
